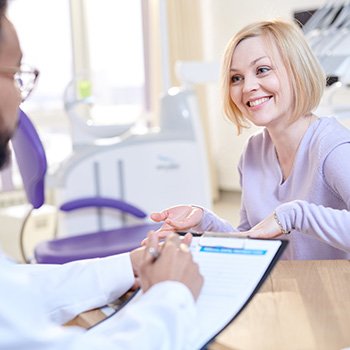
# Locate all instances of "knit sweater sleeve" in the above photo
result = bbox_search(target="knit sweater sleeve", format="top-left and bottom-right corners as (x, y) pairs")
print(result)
(236, 155), (251, 231)
(191, 207), (235, 233)
(190, 153), (248, 233)
(276, 142), (350, 253)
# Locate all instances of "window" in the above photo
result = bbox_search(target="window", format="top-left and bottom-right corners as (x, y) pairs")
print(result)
(8, 0), (72, 113)
(85, 0), (146, 110)
(7, 0), (147, 127)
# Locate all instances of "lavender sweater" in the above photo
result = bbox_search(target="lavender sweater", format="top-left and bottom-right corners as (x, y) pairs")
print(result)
(198, 117), (350, 260)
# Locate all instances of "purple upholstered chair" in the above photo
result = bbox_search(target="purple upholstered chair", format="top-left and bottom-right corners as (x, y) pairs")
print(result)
(11, 109), (160, 263)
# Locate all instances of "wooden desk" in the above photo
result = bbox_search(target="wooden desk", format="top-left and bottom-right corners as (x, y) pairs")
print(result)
(211, 260), (350, 350)
(73, 260), (350, 350)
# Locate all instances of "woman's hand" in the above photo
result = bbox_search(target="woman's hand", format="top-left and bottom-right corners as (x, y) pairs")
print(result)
(149, 205), (204, 240)
(239, 213), (284, 239)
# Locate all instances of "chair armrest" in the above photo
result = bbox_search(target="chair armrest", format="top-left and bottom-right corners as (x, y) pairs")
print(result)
(59, 197), (147, 218)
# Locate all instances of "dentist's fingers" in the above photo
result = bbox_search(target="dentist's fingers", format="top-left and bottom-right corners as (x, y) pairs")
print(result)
(143, 231), (160, 263)
(182, 232), (193, 246)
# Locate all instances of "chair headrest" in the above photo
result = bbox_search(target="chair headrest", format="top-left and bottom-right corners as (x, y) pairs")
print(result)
(11, 109), (47, 209)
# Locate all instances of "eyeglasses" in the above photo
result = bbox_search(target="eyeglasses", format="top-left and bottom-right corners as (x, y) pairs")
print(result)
(0, 64), (39, 101)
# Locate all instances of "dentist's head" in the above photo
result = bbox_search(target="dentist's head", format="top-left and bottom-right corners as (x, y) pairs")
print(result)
(0, 0), (38, 168)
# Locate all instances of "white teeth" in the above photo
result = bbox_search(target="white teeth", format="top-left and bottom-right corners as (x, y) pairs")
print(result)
(249, 97), (270, 107)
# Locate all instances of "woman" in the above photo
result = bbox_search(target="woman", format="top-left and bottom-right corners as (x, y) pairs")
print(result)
(151, 19), (350, 260)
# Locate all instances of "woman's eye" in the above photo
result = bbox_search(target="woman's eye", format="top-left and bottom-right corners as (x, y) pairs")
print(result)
(230, 75), (242, 84)
(257, 66), (270, 75)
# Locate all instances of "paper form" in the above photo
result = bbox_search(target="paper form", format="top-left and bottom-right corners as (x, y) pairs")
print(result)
(189, 236), (283, 349)
(90, 235), (285, 350)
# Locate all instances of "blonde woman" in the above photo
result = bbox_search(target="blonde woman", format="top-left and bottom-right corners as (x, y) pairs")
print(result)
(152, 19), (350, 260)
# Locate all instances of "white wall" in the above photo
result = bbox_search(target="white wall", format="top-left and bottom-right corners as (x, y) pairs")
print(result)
(200, 0), (325, 190)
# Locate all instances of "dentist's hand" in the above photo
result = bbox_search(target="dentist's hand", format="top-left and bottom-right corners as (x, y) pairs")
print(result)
(139, 231), (203, 300)
(133, 230), (194, 286)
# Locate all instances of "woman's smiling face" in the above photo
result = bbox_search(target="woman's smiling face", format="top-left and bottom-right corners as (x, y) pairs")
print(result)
(229, 35), (293, 129)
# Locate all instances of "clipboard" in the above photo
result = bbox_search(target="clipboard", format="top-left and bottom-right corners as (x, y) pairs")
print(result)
(188, 232), (288, 349)
(88, 232), (287, 350)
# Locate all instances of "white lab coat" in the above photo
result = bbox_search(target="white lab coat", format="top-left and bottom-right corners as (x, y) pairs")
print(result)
(0, 252), (197, 350)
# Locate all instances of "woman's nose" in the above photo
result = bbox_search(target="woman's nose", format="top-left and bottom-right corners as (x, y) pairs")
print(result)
(242, 74), (259, 93)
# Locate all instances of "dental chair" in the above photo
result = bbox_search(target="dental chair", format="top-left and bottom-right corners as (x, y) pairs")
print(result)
(11, 109), (160, 264)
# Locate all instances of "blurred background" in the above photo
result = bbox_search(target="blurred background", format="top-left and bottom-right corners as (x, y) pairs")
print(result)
(3, 0), (348, 261)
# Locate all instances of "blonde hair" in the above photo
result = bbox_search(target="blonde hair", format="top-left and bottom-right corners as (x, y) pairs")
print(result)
(222, 19), (326, 134)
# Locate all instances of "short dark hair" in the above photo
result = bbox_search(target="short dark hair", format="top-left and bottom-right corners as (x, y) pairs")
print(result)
(0, 0), (7, 18)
